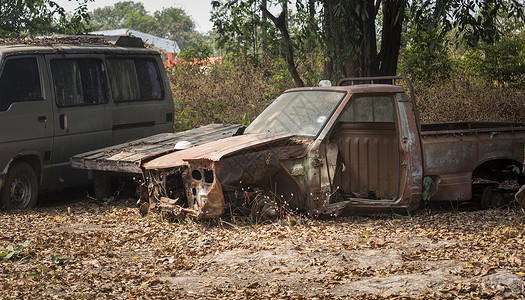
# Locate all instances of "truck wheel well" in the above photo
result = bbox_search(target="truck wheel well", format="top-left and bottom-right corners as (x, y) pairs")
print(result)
(12, 156), (41, 183)
(266, 171), (304, 211)
(472, 159), (522, 183)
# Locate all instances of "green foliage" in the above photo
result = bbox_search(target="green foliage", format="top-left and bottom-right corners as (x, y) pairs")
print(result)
(0, 241), (29, 260)
(400, 3), (452, 83)
(51, 253), (68, 264)
(90, 1), (209, 50)
(0, 0), (92, 37)
(241, 113), (252, 126)
(460, 36), (525, 86)
(178, 42), (213, 61)
(174, 108), (198, 131)
(212, 0), (273, 61)
(508, 165), (522, 175)
(422, 176), (435, 201)
(90, 1), (153, 31)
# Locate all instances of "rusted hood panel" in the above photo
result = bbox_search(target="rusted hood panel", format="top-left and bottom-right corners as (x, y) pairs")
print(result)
(143, 133), (293, 169)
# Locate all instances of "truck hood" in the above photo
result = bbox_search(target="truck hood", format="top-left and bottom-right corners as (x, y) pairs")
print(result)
(143, 132), (293, 169)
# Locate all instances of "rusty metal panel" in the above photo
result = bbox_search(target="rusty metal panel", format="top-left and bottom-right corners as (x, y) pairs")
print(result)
(333, 123), (399, 198)
(395, 98), (423, 210)
(71, 124), (241, 174)
(286, 84), (405, 95)
(144, 133), (292, 169)
(429, 173), (472, 201)
(422, 132), (525, 176)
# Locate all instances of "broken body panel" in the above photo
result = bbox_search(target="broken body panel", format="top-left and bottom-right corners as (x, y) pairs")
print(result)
(142, 77), (525, 219)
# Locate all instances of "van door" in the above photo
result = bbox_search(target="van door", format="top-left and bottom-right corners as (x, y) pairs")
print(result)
(106, 56), (173, 144)
(45, 55), (111, 189)
(332, 94), (400, 200)
(0, 55), (53, 189)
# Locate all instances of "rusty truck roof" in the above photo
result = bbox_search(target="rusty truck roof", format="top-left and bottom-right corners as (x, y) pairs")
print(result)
(286, 84), (405, 94)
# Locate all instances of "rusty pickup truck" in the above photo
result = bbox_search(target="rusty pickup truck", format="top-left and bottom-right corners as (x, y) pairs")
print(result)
(136, 77), (525, 219)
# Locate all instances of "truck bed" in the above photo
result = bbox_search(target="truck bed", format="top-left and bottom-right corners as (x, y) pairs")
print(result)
(420, 121), (525, 201)
(70, 124), (241, 175)
(421, 121), (525, 135)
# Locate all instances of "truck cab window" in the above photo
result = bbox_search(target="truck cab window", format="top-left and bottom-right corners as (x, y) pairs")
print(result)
(339, 95), (394, 123)
(0, 57), (42, 111)
(51, 59), (108, 107)
(107, 58), (164, 102)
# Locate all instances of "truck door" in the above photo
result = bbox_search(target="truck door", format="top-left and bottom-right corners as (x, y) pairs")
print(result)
(0, 55), (53, 188)
(332, 94), (400, 199)
(46, 55), (111, 189)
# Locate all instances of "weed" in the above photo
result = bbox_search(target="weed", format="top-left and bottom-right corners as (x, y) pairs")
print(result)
(0, 241), (29, 260)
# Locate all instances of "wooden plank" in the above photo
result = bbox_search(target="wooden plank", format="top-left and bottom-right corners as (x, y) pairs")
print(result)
(71, 124), (241, 174)
(105, 150), (149, 161)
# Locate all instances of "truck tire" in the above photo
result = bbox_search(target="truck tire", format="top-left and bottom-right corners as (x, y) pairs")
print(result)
(0, 162), (38, 210)
(93, 174), (114, 201)
(481, 186), (504, 209)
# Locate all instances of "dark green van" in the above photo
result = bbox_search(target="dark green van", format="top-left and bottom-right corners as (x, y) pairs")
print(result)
(0, 36), (174, 209)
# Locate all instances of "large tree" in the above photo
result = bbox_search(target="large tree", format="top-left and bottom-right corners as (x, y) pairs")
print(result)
(322, 0), (406, 78)
(211, 0), (525, 85)
(0, 0), (92, 37)
(90, 1), (205, 49)
(261, 2), (304, 86)
(90, 2), (156, 33)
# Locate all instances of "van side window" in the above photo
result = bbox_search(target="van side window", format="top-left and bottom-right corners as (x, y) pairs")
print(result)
(339, 95), (394, 123)
(107, 58), (164, 102)
(0, 57), (42, 111)
(51, 59), (108, 107)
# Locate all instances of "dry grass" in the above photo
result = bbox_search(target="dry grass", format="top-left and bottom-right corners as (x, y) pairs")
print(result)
(168, 59), (294, 131)
(168, 61), (525, 128)
(415, 76), (525, 124)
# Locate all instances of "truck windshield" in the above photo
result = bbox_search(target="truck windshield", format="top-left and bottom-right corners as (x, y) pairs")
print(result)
(245, 90), (346, 137)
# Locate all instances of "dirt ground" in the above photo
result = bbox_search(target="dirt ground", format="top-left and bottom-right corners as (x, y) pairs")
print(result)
(0, 190), (524, 299)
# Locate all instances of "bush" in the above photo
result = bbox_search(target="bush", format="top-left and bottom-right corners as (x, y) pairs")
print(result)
(415, 72), (525, 124)
(168, 57), (294, 131)
(459, 36), (525, 87)
(168, 52), (525, 129)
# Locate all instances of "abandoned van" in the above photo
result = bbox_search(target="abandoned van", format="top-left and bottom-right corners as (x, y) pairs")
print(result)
(0, 36), (174, 210)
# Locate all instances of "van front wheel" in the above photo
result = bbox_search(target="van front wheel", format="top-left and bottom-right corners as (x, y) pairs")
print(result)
(0, 162), (38, 210)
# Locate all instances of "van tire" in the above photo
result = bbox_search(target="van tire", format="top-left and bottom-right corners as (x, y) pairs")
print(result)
(0, 162), (38, 210)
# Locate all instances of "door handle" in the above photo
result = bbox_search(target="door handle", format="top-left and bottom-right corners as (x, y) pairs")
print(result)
(59, 114), (68, 130)
(37, 115), (47, 123)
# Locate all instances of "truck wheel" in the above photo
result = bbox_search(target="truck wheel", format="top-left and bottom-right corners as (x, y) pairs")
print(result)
(517, 173), (525, 187)
(481, 187), (504, 209)
(251, 195), (279, 224)
(0, 162), (38, 210)
(93, 174), (114, 201)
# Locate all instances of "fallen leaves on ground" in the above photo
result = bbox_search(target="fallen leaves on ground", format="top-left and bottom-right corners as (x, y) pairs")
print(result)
(0, 197), (524, 299)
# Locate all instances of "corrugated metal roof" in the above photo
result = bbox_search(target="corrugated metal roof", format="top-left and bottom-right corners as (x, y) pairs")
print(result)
(90, 29), (180, 53)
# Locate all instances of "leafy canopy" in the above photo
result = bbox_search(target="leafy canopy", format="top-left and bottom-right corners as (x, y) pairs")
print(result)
(0, 0), (93, 37)
(90, 1), (207, 49)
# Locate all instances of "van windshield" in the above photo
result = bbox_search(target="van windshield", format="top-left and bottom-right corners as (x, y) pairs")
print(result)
(245, 90), (346, 137)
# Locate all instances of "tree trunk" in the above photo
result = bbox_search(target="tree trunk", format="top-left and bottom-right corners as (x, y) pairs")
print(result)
(361, 0), (380, 76)
(378, 0), (406, 76)
(261, 0), (268, 53)
(261, 3), (304, 87)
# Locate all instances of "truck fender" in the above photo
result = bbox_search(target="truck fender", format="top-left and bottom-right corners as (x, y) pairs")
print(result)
(0, 152), (43, 190)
